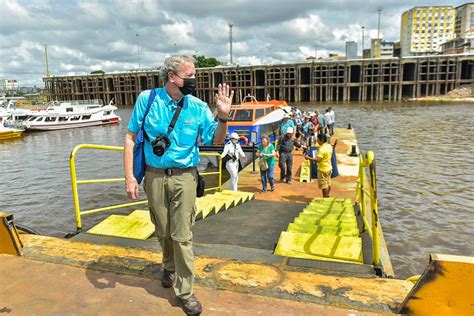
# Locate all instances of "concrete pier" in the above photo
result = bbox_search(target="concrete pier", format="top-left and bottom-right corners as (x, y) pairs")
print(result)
(43, 54), (474, 106)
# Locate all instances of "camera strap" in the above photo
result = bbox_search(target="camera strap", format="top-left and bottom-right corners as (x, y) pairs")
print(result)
(167, 97), (185, 134)
(143, 95), (185, 141)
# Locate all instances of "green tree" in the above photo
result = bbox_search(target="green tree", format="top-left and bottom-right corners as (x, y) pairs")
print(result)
(193, 55), (223, 68)
(90, 70), (105, 75)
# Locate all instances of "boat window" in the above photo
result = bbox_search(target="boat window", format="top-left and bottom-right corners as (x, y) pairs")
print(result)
(45, 117), (57, 122)
(104, 111), (111, 115)
(235, 129), (249, 137)
(70, 116), (81, 121)
(58, 117), (68, 122)
(233, 109), (253, 122)
(82, 115), (92, 120)
(255, 109), (265, 119)
(27, 117), (36, 122)
(35, 117), (44, 122)
(66, 108), (73, 112)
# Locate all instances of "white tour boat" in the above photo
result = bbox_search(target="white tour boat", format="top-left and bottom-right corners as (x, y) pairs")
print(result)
(18, 99), (121, 131)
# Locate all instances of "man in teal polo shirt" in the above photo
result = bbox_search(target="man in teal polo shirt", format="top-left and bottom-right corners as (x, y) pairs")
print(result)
(279, 112), (295, 136)
(124, 55), (233, 315)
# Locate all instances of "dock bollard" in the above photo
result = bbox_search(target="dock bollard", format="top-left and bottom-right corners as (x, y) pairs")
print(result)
(348, 123), (352, 130)
(349, 145), (358, 157)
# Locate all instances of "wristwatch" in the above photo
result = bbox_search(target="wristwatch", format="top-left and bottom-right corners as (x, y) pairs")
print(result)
(217, 116), (228, 123)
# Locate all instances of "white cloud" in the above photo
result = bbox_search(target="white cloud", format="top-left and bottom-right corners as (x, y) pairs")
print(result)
(161, 20), (196, 47)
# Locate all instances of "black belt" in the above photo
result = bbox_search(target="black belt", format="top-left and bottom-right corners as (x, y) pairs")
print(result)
(145, 165), (195, 176)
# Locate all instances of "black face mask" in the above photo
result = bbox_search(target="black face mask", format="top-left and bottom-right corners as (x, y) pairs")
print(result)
(179, 77), (196, 95)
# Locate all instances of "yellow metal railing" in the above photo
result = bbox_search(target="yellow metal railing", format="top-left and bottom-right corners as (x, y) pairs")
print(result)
(356, 150), (381, 266)
(199, 152), (223, 192)
(69, 144), (222, 231)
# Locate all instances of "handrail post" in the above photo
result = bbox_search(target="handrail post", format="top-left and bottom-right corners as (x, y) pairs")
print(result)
(69, 149), (82, 231)
(252, 143), (256, 173)
(369, 157), (381, 266)
(358, 154), (367, 229)
(218, 155), (222, 191)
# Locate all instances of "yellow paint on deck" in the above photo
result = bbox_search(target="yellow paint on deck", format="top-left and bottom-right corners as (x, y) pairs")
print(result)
(275, 231), (363, 263)
(127, 209), (151, 220)
(18, 235), (413, 312)
(399, 254), (474, 315)
(87, 211), (155, 240)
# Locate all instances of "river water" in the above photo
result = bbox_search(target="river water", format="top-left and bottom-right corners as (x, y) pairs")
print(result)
(1, 101), (473, 278)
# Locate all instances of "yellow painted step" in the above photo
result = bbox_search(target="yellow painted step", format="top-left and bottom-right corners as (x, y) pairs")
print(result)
(88, 211), (155, 240)
(195, 198), (217, 218)
(274, 231), (363, 263)
(287, 223), (360, 237)
(311, 197), (352, 205)
(294, 216), (358, 229)
(304, 204), (354, 214)
(221, 190), (255, 203)
(196, 196), (225, 218)
(206, 193), (236, 210)
(301, 210), (356, 221)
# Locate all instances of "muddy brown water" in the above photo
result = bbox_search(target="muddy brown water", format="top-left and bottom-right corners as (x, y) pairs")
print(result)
(1, 101), (473, 279)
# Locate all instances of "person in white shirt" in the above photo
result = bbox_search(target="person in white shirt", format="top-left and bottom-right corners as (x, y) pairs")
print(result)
(325, 107), (335, 136)
(221, 132), (246, 191)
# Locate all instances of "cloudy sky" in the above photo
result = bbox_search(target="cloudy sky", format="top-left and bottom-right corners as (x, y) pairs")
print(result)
(0, 0), (467, 87)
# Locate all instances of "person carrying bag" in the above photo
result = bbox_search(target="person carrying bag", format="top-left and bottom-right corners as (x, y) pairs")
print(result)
(256, 135), (276, 192)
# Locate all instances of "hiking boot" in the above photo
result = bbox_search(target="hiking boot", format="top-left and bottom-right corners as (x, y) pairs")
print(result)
(161, 269), (175, 288)
(287, 179), (292, 184)
(179, 294), (203, 315)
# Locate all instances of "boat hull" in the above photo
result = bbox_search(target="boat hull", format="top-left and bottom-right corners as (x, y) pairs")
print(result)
(0, 130), (23, 141)
(24, 117), (120, 131)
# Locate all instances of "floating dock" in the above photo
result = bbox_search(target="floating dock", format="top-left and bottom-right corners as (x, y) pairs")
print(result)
(1, 128), (417, 314)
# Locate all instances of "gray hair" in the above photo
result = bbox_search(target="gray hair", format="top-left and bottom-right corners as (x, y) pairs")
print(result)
(159, 55), (195, 84)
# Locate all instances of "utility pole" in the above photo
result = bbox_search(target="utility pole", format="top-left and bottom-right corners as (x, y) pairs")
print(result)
(228, 23), (233, 64)
(44, 45), (51, 78)
(361, 26), (365, 58)
(136, 33), (141, 69)
(376, 8), (382, 58)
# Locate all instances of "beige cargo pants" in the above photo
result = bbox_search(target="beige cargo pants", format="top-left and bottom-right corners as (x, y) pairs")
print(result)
(144, 166), (197, 299)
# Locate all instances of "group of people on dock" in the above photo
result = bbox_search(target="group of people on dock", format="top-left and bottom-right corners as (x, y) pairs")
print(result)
(222, 105), (336, 198)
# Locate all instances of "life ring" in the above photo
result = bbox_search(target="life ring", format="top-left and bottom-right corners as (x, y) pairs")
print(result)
(239, 135), (249, 146)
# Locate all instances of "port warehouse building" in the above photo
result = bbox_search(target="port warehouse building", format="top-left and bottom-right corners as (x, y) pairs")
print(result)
(43, 54), (474, 106)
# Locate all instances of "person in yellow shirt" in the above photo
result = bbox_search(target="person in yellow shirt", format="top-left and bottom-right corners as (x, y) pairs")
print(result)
(304, 133), (333, 197)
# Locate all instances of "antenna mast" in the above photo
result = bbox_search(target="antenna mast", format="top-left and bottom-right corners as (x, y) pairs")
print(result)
(44, 45), (51, 78)
(229, 23), (233, 64)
